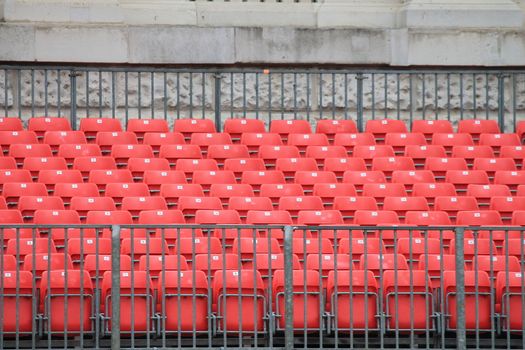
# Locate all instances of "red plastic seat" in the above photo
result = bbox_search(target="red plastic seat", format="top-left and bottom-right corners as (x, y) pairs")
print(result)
(443, 271), (492, 330)
(1, 271), (34, 333)
(160, 184), (204, 207)
(258, 145), (300, 168)
(359, 253), (408, 278)
(338, 238), (386, 261)
(37, 169), (83, 193)
(449, 238), (497, 262)
(467, 184), (512, 207)
(194, 253), (240, 274)
(497, 271), (525, 330)
(96, 131), (138, 154)
(23, 157), (68, 178)
(157, 270), (208, 332)
(28, 117), (71, 138)
(276, 158), (318, 181)
(210, 184), (254, 205)
(292, 237), (334, 257)
(142, 132), (185, 154)
(241, 133), (283, 154)
(127, 119), (169, 140)
(383, 270), (433, 330)
(273, 269), (322, 331)
(57, 144), (102, 167)
(451, 145), (495, 166)
(173, 119), (216, 141)
(385, 133), (426, 155)
(404, 145), (447, 168)
(73, 157), (117, 178)
(458, 119), (500, 141)
(175, 159), (219, 178)
(396, 238), (441, 262)
(111, 144), (154, 166)
(296, 210), (344, 227)
(85, 255), (132, 281)
(456, 210), (503, 227)
(228, 196), (273, 221)
(445, 170), (489, 193)
(79, 118), (122, 141)
(353, 145), (395, 167)
(1, 256), (19, 273)
(0, 131), (38, 153)
(412, 183), (456, 207)
(224, 118), (266, 142)
(294, 171), (338, 193)
(411, 120), (453, 141)
(305, 254), (354, 283)
(121, 196), (167, 220)
(9, 143), (52, 165)
(207, 144), (250, 166)
(391, 170), (435, 192)
(127, 157), (171, 181)
(6, 238), (57, 256)
(424, 157), (468, 180)
(232, 237), (282, 261)
(342, 171), (387, 193)
(316, 120), (357, 140)
(70, 196), (116, 220)
(159, 144), (203, 165)
(138, 255), (188, 277)
(494, 170), (525, 193)
(333, 133), (375, 153)
(362, 183), (407, 206)
(143, 170), (186, 194)
(371, 157), (415, 179)
(327, 270), (378, 330)
(241, 170), (286, 192)
(195, 209), (241, 225)
(246, 210), (292, 227)
(192, 170), (236, 192)
(383, 196), (429, 220)
(3, 182), (48, 207)
(44, 131), (88, 153)
(18, 196), (64, 221)
(174, 237), (222, 261)
(312, 183), (357, 207)
(323, 158), (366, 179)
(138, 209), (187, 242)
(259, 183), (303, 206)
(353, 210), (400, 226)
(405, 211), (451, 226)
(101, 270), (154, 332)
(0, 156), (17, 169)
(418, 254), (457, 288)
(365, 119), (407, 142)
(432, 133), (474, 154)
(287, 133), (329, 154)
(33, 209), (82, 242)
(177, 196), (222, 222)
(479, 133), (521, 154)
(278, 196), (324, 221)
(23, 253), (74, 278)
(490, 196), (525, 223)
(190, 133), (232, 153)
(333, 196), (378, 223)
(88, 170), (133, 192)
(270, 119), (312, 140)
(0, 117), (23, 131)
(224, 158), (266, 179)
(213, 270), (265, 332)
(86, 210), (133, 227)
(434, 196), (478, 223)
(68, 238), (112, 262)
(474, 255), (521, 274)
(499, 146), (525, 168)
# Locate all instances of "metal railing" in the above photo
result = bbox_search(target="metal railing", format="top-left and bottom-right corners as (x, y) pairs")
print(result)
(1, 66), (524, 131)
(1, 224), (525, 349)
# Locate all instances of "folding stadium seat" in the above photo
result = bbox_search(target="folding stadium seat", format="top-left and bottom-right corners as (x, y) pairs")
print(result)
(405, 210), (451, 226)
(207, 144), (250, 167)
(292, 237), (334, 258)
(456, 210), (503, 227)
(88, 170), (133, 193)
(54, 183), (99, 207)
(333, 196), (378, 223)
(57, 144), (102, 167)
(277, 196), (324, 222)
(338, 237), (386, 261)
(333, 133), (376, 153)
(157, 270), (209, 333)
(391, 170), (435, 193)
(353, 145), (395, 167)
(73, 157), (117, 179)
(294, 171), (337, 194)
(316, 119), (357, 142)
(70, 196), (116, 221)
(127, 157), (171, 182)
(411, 119), (454, 141)
(0, 130), (38, 154)
(443, 271), (492, 331)
(404, 145), (447, 169)
(139, 209), (191, 244)
(452, 145), (495, 167)
(258, 145), (300, 169)
(104, 182), (149, 206)
(210, 183), (254, 206)
(312, 183), (357, 208)
(272, 269), (322, 331)
(126, 119), (169, 140)
(192, 170), (236, 193)
(160, 184), (204, 207)
(382, 270), (433, 331)
(489, 196), (525, 223)
(28, 117), (71, 138)
(121, 196), (167, 221)
(0, 117), (23, 131)
(424, 157), (468, 181)
(142, 132), (185, 154)
(223, 118), (266, 142)
(37, 169), (84, 193)
(96, 131), (138, 155)
(44, 131), (87, 153)
(111, 144), (154, 167)
(79, 118), (122, 142)
(241, 133), (283, 155)
(244, 253), (300, 286)
(327, 270), (379, 331)
(0, 270), (34, 333)
(362, 183), (407, 207)
(494, 170), (525, 193)
(23, 253), (74, 280)
(246, 210), (292, 239)
(412, 183), (456, 207)
(159, 144), (203, 166)
(385, 132), (426, 155)
(213, 270), (265, 332)
(143, 170), (187, 194)
(499, 146), (525, 169)
(371, 156), (415, 179)
(270, 119), (312, 140)
(0, 209), (32, 241)
(23, 157), (68, 179)
(0, 169), (31, 191)
(296, 210), (344, 227)
(121, 238), (169, 264)
(353, 210), (400, 226)
(0, 255), (18, 271)
(68, 237), (112, 263)
(224, 158), (266, 180)
(9, 143), (52, 166)
(228, 196), (273, 222)
(276, 158), (318, 182)
(0, 156), (16, 169)
(177, 196), (222, 222)
(18, 196), (64, 221)
(86, 210), (133, 236)
(175, 159), (219, 180)
(447, 169), (492, 193)
(101, 270), (155, 333)
(33, 209), (82, 243)
(324, 157), (367, 180)
(287, 133), (329, 155)
(365, 119), (407, 143)
(194, 253), (240, 275)
(418, 254), (457, 288)
(304, 145), (347, 168)
(3, 182), (48, 207)
(195, 209), (241, 225)
(84, 255), (132, 282)
(473, 255), (521, 276)
(342, 170), (387, 193)
(396, 238), (441, 263)
(434, 196), (478, 223)
(241, 170), (286, 193)
(383, 196), (429, 221)
(458, 119), (500, 142)
(173, 118), (216, 141)
(517, 186), (525, 197)
(305, 254), (354, 285)
(479, 133), (521, 155)
(138, 255), (188, 278)
(174, 237), (222, 262)
(359, 253), (408, 278)
(432, 133), (474, 154)
(190, 132), (233, 154)
(232, 237), (282, 262)
(467, 184), (511, 207)
(6, 238), (57, 257)
(449, 238), (497, 263)
(497, 271), (525, 331)
(258, 183), (302, 207)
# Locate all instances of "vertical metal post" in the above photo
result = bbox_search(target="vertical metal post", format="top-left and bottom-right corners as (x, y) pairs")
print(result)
(283, 225), (294, 350)
(356, 73), (364, 132)
(455, 227), (467, 350)
(111, 225), (121, 350)
(497, 74), (506, 133)
(214, 73), (222, 132)
(69, 70), (79, 130)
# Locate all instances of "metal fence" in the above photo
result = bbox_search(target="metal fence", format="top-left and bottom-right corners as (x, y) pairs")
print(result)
(1, 224), (525, 350)
(1, 66), (525, 131)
